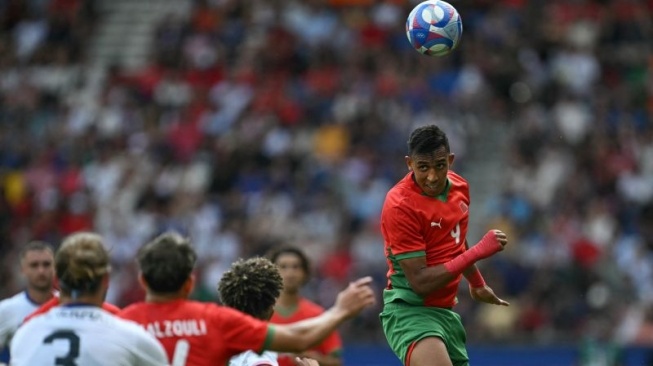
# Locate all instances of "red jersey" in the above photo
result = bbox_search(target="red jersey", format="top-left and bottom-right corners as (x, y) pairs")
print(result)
(23, 296), (121, 323)
(270, 298), (342, 366)
(119, 299), (273, 366)
(381, 171), (470, 308)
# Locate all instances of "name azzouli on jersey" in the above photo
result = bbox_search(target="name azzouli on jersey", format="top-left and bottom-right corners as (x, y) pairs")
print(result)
(144, 319), (208, 338)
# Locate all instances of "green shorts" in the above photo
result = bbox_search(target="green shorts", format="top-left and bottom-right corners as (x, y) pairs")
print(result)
(380, 300), (469, 366)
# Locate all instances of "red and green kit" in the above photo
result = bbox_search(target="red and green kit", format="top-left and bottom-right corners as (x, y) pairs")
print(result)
(381, 170), (470, 308)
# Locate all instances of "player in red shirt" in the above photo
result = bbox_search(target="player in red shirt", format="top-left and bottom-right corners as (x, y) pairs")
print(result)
(268, 247), (342, 366)
(23, 294), (121, 322)
(379, 125), (509, 366)
(119, 232), (375, 366)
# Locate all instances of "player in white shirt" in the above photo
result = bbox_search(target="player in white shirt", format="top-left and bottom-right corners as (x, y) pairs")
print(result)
(230, 350), (279, 366)
(10, 232), (169, 366)
(0, 241), (55, 365)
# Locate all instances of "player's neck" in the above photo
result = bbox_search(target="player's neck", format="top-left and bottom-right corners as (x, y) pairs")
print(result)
(145, 291), (186, 303)
(26, 287), (54, 305)
(59, 294), (103, 307)
(276, 291), (300, 308)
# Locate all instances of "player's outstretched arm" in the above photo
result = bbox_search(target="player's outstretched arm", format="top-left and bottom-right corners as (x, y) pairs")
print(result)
(399, 230), (508, 297)
(267, 277), (376, 353)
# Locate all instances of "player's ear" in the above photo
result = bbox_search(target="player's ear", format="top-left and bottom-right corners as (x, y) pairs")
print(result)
(182, 274), (195, 297)
(137, 272), (148, 290)
(405, 156), (412, 171)
(448, 153), (455, 166)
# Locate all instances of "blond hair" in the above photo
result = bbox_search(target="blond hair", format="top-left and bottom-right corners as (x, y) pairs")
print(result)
(55, 232), (110, 296)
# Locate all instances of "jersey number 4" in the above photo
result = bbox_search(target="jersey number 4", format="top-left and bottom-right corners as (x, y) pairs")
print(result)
(172, 339), (190, 366)
(450, 222), (461, 245)
(43, 330), (80, 366)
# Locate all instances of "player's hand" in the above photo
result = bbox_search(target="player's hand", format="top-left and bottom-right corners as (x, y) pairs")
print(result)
(491, 229), (508, 250)
(333, 276), (376, 318)
(469, 285), (509, 306)
(294, 357), (320, 366)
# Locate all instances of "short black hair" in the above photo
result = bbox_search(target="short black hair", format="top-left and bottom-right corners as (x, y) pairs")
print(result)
(218, 257), (283, 320)
(137, 232), (197, 294)
(407, 125), (450, 156)
(19, 241), (54, 260)
(267, 246), (311, 282)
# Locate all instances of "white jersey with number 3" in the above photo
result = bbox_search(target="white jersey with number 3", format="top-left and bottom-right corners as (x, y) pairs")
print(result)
(10, 305), (169, 366)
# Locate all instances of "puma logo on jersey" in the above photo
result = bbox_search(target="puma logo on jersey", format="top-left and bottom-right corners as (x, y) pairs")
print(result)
(430, 218), (443, 228)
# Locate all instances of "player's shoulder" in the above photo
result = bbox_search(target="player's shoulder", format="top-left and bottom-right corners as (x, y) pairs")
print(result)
(11, 307), (52, 336)
(181, 299), (223, 320)
(111, 313), (151, 333)
(384, 174), (418, 206)
(0, 292), (28, 310)
(119, 301), (147, 314)
(117, 301), (146, 321)
(387, 173), (414, 194)
(447, 170), (469, 188)
(100, 309), (157, 339)
(121, 299), (217, 320)
(101, 301), (121, 315)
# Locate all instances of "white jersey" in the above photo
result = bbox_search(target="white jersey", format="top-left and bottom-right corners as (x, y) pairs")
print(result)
(229, 350), (278, 366)
(10, 305), (169, 366)
(0, 291), (41, 350)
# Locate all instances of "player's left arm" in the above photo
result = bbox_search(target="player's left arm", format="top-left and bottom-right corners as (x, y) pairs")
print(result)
(462, 240), (509, 306)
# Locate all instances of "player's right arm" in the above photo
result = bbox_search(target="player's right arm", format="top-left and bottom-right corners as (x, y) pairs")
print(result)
(399, 233), (507, 296)
(267, 277), (375, 353)
(385, 204), (507, 296)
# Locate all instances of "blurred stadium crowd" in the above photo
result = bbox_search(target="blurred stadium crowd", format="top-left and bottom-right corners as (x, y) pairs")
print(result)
(1, 0), (652, 348)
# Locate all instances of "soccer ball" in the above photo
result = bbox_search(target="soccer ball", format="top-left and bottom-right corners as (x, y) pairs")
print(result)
(406, 0), (463, 57)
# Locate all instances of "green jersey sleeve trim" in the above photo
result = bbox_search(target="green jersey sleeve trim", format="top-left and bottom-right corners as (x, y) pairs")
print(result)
(261, 324), (276, 353)
(395, 251), (426, 261)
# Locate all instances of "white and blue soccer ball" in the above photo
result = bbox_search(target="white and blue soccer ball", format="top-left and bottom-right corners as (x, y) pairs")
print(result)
(406, 0), (463, 57)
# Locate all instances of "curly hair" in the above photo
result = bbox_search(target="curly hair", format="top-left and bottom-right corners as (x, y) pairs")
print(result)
(218, 257), (283, 320)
